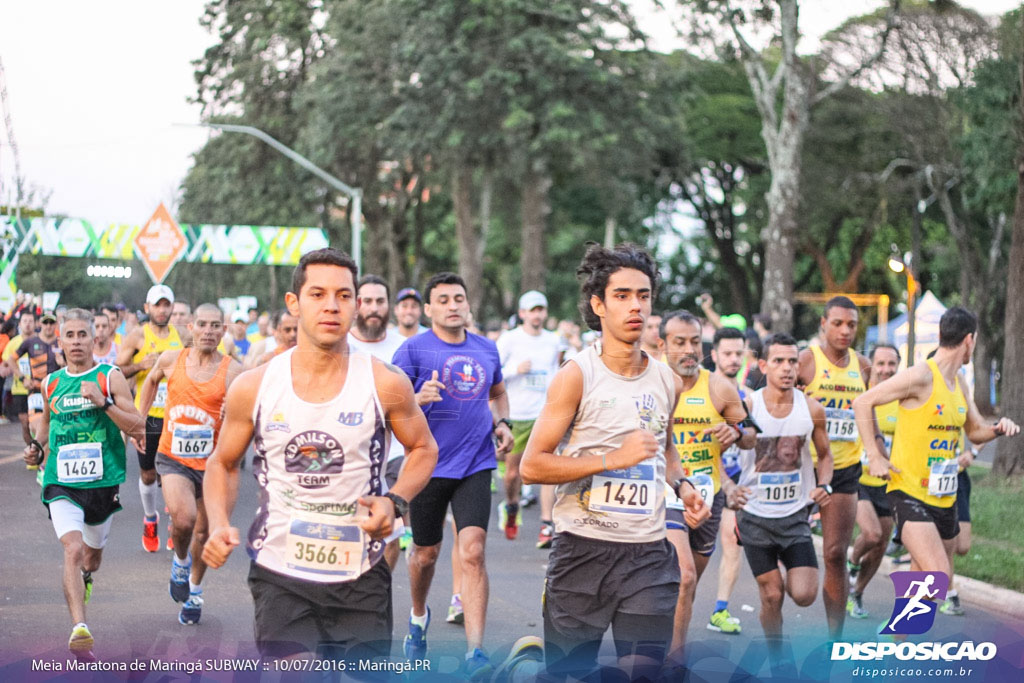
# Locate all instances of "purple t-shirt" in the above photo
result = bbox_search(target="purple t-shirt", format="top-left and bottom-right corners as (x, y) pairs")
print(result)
(392, 329), (503, 479)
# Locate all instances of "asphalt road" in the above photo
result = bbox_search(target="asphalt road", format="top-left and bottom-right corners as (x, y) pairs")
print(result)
(1, 422), (1022, 681)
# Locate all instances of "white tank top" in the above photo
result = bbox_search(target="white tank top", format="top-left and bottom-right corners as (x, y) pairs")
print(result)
(93, 341), (119, 366)
(552, 344), (676, 544)
(739, 388), (816, 518)
(247, 349), (388, 583)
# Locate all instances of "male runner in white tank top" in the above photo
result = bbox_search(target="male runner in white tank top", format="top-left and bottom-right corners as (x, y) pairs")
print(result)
(201, 248), (438, 662)
(521, 243), (709, 681)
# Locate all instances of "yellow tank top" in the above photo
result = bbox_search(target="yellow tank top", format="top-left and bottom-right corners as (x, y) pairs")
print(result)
(133, 323), (183, 418)
(860, 399), (898, 487)
(805, 345), (865, 469)
(671, 369), (724, 494)
(888, 360), (967, 508)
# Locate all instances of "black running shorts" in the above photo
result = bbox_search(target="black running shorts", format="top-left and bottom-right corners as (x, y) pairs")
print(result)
(888, 489), (960, 544)
(736, 507), (818, 577)
(666, 489), (726, 556)
(857, 482), (892, 518)
(956, 469), (971, 523)
(248, 559), (392, 661)
(829, 462), (862, 495)
(409, 468), (491, 547)
(42, 484), (123, 525)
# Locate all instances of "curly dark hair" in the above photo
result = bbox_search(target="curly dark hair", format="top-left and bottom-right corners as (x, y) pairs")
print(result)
(576, 242), (658, 332)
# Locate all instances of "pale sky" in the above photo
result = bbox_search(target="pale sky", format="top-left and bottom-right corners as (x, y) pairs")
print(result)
(0, 0), (1018, 224)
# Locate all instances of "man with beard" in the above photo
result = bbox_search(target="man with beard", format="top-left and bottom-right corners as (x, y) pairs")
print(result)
(660, 311), (755, 659)
(846, 344), (900, 619)
(348, 274), (408, 570)
(117, 285), (190, 552)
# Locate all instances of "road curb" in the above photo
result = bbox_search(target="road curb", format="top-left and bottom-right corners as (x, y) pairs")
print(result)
(811, 534), (1024, 620)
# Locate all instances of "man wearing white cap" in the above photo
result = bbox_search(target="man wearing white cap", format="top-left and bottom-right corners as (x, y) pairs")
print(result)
(116, 284), (191, 552)
(496, 290), (564, 543)
(219, 311), (251, 361)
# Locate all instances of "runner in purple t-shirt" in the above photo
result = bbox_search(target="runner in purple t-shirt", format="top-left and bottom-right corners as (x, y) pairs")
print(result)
(392, 271), (513, 676)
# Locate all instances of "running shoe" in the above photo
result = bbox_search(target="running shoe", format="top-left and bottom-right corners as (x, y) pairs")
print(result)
(82, 571), (93, 605)
(399, 526), (412, 552)
(179, 592), (204, 625)
(404, 607), (430, 660)
(68, 624), (95, 660)
(536, 523), (554, 550)
(707, 608), (741, 634)
(169, 556), (191, 603)
(847, 593), (868, 619)
(940, 595), (965, 616)
(493, 636), (544, 683)
(464, 648), (493, 681)
(446, 594), (464, 625)
(499, 502), (521, 541)
(143, 513), (159, 553)
(847, 560), (860, 588)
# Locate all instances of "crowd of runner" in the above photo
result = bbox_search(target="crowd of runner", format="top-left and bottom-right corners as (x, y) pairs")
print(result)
(6, 242), (1019, 681)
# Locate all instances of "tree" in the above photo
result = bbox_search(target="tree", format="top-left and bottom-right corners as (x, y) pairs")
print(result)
(680, 0), (900, 331)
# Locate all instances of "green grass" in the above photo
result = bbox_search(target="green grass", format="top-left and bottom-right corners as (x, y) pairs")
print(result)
(952, 466), (1024, 592)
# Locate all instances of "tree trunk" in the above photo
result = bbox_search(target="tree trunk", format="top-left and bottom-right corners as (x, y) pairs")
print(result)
(453, 162), (484, 315)
(972, 331), (995, 417)
(520, 158), (551, 294)
(760, 149), (803, 333)
(993, 159), (1024, 476)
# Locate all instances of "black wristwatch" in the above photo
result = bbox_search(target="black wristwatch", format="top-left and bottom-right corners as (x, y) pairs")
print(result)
(673, 477), (695, 498)
(493, 417), (513, 433)
(102, 395), (115, 411)
(384, 492), (409, 518)
(818, 483), (833, 495)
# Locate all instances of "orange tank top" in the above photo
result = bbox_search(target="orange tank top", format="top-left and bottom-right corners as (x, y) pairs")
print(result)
(158, 350), (231, 470)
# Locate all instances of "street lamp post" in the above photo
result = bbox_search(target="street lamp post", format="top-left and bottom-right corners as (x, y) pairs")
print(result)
(188, 123), (364, 272)
(888, 253), (918, 366)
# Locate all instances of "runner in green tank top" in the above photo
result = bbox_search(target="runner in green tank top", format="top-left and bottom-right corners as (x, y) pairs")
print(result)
(24, 309), (145, 662)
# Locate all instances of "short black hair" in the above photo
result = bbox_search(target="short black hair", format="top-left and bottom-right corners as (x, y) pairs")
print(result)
(357, 274), (390, 301)
(659, 310), (700, 339)
(939, 307), (977, 348)
(99, 302), (117, 315)
(869, 343), (901, 363)
(291, 248), (358, 297)
(576, 242), (658, 332)
(713, 326), (745, 348)
(761, 333), (798, 360)
(424, 272), (467, 303)
(19, 309), (36, 322)
(744, 329), (763, 357)
(753, 313), (772, 332)
(823, 296), (858, 318)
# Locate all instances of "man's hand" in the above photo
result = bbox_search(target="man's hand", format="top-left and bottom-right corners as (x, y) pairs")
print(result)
(810, 485), (832, 508)
(494, 422), (514, 456)
(726, 485), (752, 510)
(137, 352), (159, 372)
(613, 429), (659, 469)
(203, 526), (240, 568)
(357, 496), (396, 541)
(130, 435), (145, 454)
(416, 370), (445, 406)
(994, 418), (1021, 438)
(703, 423), (740, 449)
(79, 380), (105, 408)
(23, 442), (43, 467)
(517, 360), (532, 375)
(680, 482), (711, 528)
(868, 453), (897, 480)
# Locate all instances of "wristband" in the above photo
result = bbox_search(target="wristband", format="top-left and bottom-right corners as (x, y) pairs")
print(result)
(493, 417), (512, 433)
(30, 439), (45, 465)
(673, 477), (694, 498)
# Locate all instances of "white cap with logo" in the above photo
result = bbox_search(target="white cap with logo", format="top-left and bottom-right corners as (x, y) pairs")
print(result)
(146, 284), (175, 305)
(518, 290), (548, 311)
(231, 310), (248, 323)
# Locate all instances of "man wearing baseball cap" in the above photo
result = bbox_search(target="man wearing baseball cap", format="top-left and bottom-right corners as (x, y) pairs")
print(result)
(496, 290), (564, 543)
(395, 288), (429, 338)
(219, 311), (251, 361)
(116, 284), (191, 552)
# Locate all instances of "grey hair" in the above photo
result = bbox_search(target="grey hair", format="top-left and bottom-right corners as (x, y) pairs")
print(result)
(64, 308), (95, 336)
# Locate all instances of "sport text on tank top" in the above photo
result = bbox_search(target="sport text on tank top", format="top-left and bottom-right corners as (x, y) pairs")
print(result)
(158, 350), (232, 471)
(738, 389), (816, 519)
(248, 349), (389, 583)
(552, 344), (676, 544)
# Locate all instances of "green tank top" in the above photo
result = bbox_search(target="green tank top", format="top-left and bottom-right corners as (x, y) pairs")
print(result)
(42, 364), (127, 489)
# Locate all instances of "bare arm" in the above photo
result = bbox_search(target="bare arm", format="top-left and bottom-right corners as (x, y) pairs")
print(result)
(202, 367), (263, 568)
(854, 365), (929, 475)
(374, 361), (437, 504)
(138, 349), (178, 418)
(962, 380), (1020, 444)
(808, 398), (834, 497)
(23, 382), (51, 466)
(489, 379), (513, 454)
(521, 363), (659, 484)
(709, 374), (757, 450)
(105, 369), (146, 444)
(796, 348), (815, 389)
(116, 329), (151, 378)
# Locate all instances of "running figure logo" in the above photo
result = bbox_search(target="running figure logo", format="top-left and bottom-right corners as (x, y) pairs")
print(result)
(880, 571), (949, 635)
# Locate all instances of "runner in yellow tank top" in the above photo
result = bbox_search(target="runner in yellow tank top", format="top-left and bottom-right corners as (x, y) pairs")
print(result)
(854, 307), (1018, 578)
(116, 285), (191, 553)
(661, 312), (755, 656)
(847, 343), (901, 619)
(797, 296), (876, 640)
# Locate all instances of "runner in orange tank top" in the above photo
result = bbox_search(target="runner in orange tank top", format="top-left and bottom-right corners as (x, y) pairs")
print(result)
(137, 304), (242, 626)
